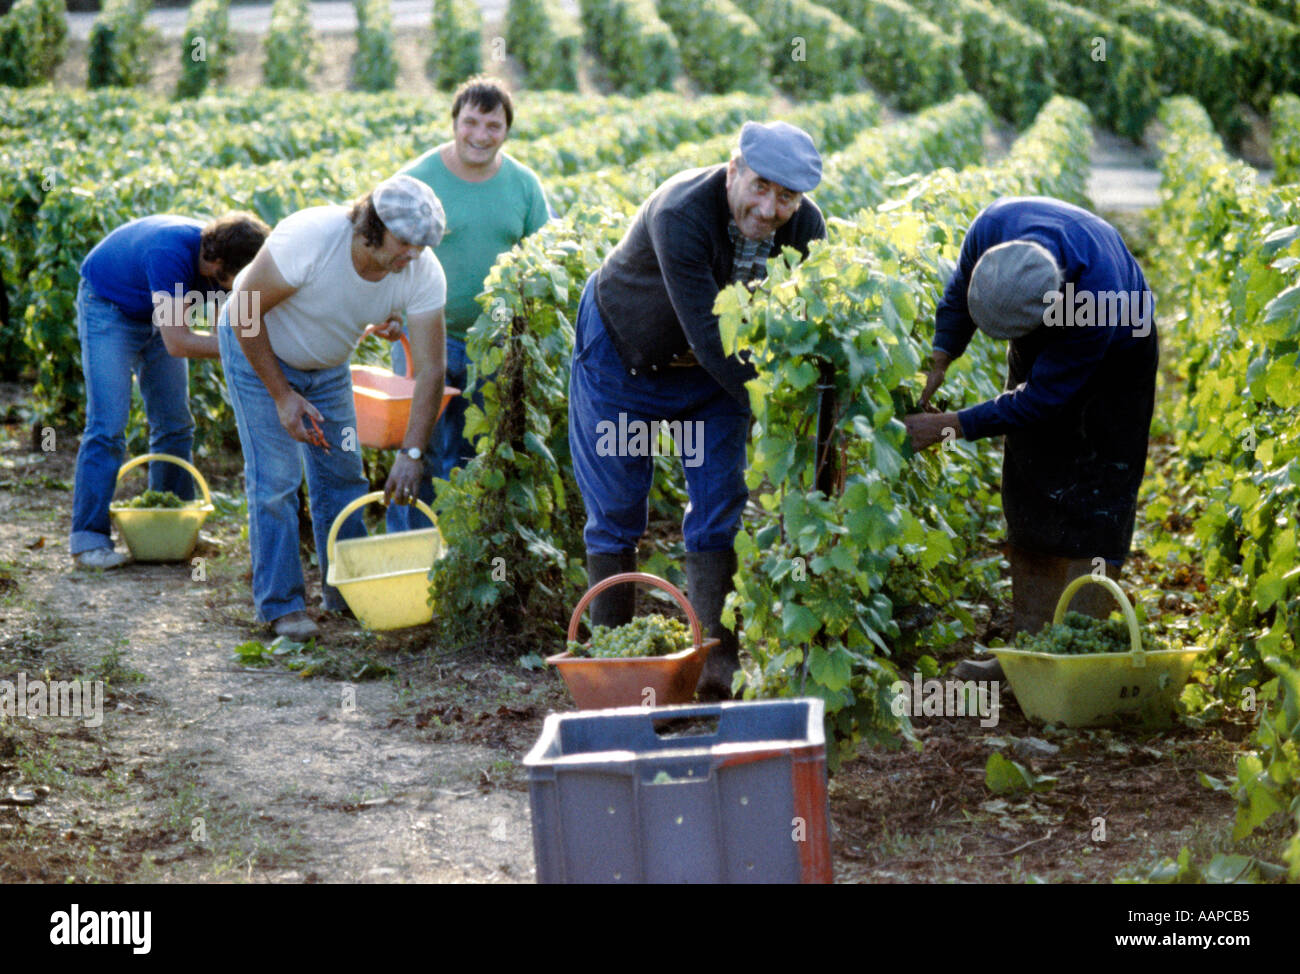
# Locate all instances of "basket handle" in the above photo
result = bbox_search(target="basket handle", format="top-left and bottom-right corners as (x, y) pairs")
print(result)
(114, 453), (211, 507)
(362, 325), (414, 380)
(1053, 573), (1144, 665)
(567, 571), (703, 650)
(326, 490), (438, 565)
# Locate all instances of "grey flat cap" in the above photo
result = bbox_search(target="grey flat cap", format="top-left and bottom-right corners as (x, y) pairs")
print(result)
(967, 239), (1062, 340)
(372, 174), (446, 249)
(738, 120), (822, 193)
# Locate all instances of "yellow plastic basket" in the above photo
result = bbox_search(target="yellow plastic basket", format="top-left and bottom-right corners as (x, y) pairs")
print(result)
(990, 575), (1209, 728)
(108, 454), (214, 562)
(325, 491), (444, 631)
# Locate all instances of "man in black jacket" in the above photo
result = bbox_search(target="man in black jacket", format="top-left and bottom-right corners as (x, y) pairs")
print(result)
(569, 121), (825, 700)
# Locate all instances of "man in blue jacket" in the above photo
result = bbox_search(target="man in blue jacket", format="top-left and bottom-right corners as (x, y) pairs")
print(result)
(570, 121), (825, 700)
(904, 197), (1159, 678)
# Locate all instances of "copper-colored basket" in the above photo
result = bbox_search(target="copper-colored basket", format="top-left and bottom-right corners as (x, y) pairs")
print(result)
(547, 572), (716, 709)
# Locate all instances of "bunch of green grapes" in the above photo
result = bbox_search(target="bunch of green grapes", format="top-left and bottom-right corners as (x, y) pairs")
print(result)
(567, 614), (692, 659)
(121, 489), (187, 509)
(1014, 611), (1153, 655)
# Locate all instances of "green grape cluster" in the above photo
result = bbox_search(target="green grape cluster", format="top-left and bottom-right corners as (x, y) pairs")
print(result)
(567, 614), (692, 659)
(1014, 611), (1152, 655)
(120, 489), (187, 509)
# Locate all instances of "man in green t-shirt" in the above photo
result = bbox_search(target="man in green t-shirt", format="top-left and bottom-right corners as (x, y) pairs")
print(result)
(387, 76), (551, 532)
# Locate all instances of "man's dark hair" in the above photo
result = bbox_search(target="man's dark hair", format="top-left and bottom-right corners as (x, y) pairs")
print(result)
(348, 192), (389, 249)
(201, 212), (270, 275)
(451, 76), (514, 130)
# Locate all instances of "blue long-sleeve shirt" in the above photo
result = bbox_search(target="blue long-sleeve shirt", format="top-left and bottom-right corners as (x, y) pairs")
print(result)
(933, 197), (1155, 440)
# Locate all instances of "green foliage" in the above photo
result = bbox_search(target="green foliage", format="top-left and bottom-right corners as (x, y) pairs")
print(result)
(567, 615), (691, 658)
(816, 93), (991, 215)
(821, 0), (964, 111)
(910, 0), (1051, 127)
(1143, 846), (1287, 884)
(732, 0), (864, 99)
(263, 0), (318, 89)
(579, 0), (679, 95)
(177, 0), (231, 98)
(352, 0), (399, 92)
(546, 92), (881, 213)
(87, 0), (157, 89)
(985, 752), (1056, 794)
(1272, 94), (1300, 186)
(1092, 0), (1243, 138)
(0, 0), (67, 86)
(505, 0), (580, 90)
(1149, 95), (1300, 875)
(1172, 0), (1300, 113)
(998, 0), (1158, 139)
(655, 0), (767, 94)
(427, 0), (482, 91)
(426, 205), (629, 645)
(510, 92), (770, 177)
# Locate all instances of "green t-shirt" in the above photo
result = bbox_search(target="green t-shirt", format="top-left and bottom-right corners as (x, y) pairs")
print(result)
(399, 148), (550, 340)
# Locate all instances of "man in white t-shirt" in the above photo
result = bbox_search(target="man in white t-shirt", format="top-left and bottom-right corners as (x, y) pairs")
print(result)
(220, 175), (448, 641)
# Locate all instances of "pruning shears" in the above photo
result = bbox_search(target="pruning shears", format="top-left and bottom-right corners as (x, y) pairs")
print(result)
(306, 413), (331, 453)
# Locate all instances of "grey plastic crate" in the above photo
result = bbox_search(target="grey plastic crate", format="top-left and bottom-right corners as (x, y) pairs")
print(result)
(523, 698), (831, 884)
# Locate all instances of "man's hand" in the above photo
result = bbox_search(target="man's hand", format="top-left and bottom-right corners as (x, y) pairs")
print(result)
(368, 314), (405, 341)
(904, 411), (963, 451)
(919, 349), (954, 411)
(275, 390), (329, 450)
(384, 454), (422, 506)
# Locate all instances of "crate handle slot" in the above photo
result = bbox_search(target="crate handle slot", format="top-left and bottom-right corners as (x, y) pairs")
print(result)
(326, 490), (439, 566)
(112, 452), (212, 507)
(567, 571), (704, 651)
(651, 714), (720, 738)
(1053, 574), (1145, 668)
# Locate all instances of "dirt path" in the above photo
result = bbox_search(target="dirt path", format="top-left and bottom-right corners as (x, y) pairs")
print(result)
(0, 413), (552, 882)
(1087, 127), (1162, 213)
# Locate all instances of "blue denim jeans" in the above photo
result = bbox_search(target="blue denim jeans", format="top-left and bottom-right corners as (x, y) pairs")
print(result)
(568, 274), (750, 555)
(385, 334), (479, 532)
(70, 279), (196, 555)
(218, 318), (368, 622)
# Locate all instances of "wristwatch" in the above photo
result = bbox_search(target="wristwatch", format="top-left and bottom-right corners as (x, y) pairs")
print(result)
(400, 447), (422, 461)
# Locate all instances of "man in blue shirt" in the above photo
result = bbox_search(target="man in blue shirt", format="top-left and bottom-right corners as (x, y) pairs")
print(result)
(71, 212), (269, 568)
(904, 197), (1158, 678)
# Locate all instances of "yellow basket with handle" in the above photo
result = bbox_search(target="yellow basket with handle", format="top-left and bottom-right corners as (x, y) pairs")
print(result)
(108, 453), (214, 562)
(990, 575), (1210, 728)
(325, 491), (444, 630)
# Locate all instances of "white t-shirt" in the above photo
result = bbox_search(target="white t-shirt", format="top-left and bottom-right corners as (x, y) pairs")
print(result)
(232, 205), (446, 370)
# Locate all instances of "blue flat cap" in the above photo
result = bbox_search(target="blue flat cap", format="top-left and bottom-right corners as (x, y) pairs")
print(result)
(739, 121), (822, 193)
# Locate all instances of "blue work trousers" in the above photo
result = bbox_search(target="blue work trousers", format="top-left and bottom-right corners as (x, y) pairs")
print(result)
(568, 274), (749, 556)
(218, 316), (368, 622)
(70, 279), (196, 555)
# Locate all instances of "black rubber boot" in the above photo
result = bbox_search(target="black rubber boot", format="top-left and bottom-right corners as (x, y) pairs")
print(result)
(585, 550), (638, 629)
(686, 549), (741, 701)
(949, 657), (1005, 682)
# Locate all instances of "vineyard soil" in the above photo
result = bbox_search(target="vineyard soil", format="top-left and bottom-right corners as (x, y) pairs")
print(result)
(0, 381), (1249, 883)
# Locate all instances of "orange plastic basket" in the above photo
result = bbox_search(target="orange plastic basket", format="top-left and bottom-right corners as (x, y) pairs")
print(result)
(351, 333), (460, 449)
(548, 573), (716, 709)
